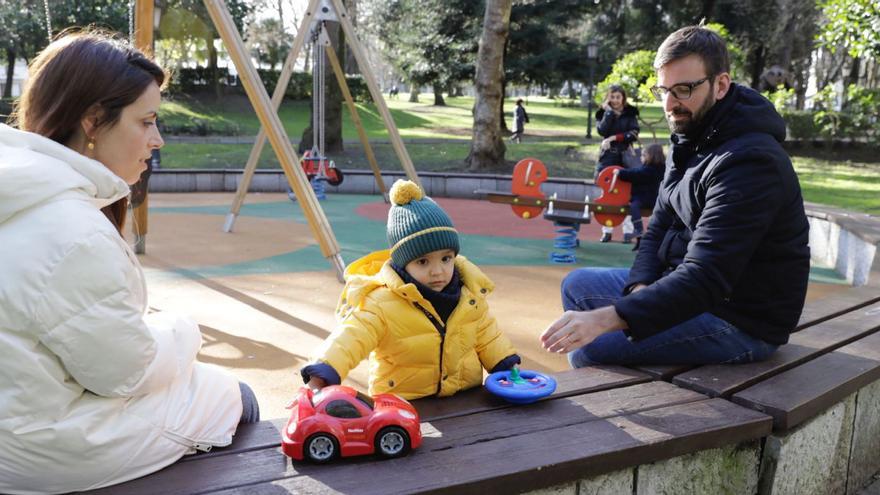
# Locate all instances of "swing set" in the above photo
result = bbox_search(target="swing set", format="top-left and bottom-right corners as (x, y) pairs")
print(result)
(42, 0), (421, 281)
(223, 0), (424, 233)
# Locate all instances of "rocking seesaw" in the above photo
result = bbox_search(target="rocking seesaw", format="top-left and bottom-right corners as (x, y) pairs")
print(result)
(474, 157), (634, 263)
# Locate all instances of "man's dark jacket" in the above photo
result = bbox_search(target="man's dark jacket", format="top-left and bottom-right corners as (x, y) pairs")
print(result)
(614, 84), (810, 345)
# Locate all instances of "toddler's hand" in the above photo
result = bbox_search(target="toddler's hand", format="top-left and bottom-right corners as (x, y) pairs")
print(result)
(307, 377), (327, 392)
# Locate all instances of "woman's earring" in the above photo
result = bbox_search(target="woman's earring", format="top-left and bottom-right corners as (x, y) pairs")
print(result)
(87, 141), (95, 151)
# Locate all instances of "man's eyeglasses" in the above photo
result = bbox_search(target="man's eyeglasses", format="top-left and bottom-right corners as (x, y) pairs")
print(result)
(650, 77), (711, 101)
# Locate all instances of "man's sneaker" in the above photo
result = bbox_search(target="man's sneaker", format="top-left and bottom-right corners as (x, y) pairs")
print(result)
(600, 232), (612, 243)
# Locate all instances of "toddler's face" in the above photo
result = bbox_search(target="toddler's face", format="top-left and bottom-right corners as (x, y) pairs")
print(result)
(405, 249), (456, 291)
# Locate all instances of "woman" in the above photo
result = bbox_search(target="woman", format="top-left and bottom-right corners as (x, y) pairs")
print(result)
(0, 30), (257, 494)
(594, 85), (640, 242)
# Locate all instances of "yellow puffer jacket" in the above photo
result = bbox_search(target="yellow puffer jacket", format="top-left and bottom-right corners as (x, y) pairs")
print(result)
(311, 250), (516, 399)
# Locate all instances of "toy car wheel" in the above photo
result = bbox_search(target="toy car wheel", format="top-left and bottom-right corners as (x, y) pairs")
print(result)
(305, 433), (339, 463)
(375, 426), (411, 459)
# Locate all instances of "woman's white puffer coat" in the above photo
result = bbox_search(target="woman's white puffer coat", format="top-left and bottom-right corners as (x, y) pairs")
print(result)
(0, 124), (242, 494)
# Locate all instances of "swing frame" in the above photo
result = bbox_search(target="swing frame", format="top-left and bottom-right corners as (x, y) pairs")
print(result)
(221, 0), (422, 234)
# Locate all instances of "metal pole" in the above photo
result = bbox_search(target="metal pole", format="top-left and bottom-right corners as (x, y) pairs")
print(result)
(586, 60), (594, 139)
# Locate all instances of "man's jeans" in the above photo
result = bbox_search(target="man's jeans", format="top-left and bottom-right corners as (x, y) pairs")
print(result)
(562, 268), (779, 368)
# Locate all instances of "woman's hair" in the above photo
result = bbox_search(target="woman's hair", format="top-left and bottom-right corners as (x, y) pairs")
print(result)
(605, 84), (628, 107)
(11, 28), (166, 234)
(642, 143), (666, 168)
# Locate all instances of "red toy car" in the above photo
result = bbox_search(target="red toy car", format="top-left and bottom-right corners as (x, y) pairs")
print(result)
(281, 385), (422, 463)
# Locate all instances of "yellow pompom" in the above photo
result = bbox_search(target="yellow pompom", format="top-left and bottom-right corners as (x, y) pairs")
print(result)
(389, 180), (424, 206)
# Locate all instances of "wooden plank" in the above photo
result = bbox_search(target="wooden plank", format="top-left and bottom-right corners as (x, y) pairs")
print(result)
(419, 381), (705, 452)
(631, 364), (694, 381)
(87, 381), (684, 495)
(796, 285), (880, 331)
(184, 419), (285, 461)
(412, 365), (649, 421)
(732, 330), (880, 431)
(673, 301), (880, 398)
(208, 398), (770, 495)
(193, 366), (650, 460)
(131, 0), (155, 253)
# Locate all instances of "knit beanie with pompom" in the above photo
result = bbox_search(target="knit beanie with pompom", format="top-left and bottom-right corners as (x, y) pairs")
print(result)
(386, 180), (460, 268)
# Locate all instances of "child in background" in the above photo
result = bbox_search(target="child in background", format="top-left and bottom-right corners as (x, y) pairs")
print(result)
(511, 98), (529, 143)
(614, 143), (666, 245)
(301, 180), (521, 399)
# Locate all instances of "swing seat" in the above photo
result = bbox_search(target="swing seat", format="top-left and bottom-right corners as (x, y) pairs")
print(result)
(543, 209), (591, 225)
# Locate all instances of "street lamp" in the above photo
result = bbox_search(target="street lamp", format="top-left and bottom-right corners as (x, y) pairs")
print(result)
(585, 40), (598, 139)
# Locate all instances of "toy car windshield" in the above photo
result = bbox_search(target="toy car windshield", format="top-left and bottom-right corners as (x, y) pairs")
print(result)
(355, 391), (374, 409)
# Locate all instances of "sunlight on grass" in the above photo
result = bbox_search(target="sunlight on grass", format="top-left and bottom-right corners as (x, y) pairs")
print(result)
(792, 157), (880, 214)
(156, 95), (880, 215)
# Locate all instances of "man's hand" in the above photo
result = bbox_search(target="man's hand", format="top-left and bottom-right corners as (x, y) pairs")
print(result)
(306, 376), (327, 392)
(540, 306), (627, 354)
(631, 283), (647, 293)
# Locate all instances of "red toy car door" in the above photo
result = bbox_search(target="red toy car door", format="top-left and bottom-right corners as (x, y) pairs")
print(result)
(323, 398), (368, 443)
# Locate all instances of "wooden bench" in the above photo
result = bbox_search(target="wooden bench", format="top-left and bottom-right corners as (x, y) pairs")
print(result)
(85, 366), (772, 494)
(628, 285), (880, 494)
(83, 290), (878, 494)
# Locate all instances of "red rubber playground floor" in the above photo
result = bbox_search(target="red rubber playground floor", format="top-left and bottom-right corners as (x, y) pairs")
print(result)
(131, 192), (849, 419)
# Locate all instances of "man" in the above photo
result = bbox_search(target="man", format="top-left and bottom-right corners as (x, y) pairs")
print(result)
(541, 26), (810, 366)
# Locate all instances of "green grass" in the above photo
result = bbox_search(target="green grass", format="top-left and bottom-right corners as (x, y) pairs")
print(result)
(157, 93), (880, 214)
(160, 94), (669, 141)
(791, 156), (880, 215)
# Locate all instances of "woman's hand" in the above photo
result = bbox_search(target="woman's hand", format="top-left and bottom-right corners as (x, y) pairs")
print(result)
(600, 137), (614, 151)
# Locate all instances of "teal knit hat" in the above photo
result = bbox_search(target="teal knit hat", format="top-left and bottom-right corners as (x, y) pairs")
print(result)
(387, 180), (460, 267)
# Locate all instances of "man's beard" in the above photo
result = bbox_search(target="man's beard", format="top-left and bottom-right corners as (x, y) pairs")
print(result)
(667, 92), (715, 135)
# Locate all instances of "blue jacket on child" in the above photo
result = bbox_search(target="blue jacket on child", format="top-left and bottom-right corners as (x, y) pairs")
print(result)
(617, 163), (664, 210)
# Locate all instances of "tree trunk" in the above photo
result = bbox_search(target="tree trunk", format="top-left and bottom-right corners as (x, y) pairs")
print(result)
(408, 81), (420, 102)
(748, 44), (766, 89)
(498, 78), (509, 133)
(466, 0), (512, 171)
(845, 57), (861, 88)
(3, 48), (15, 99)
(207, 36), (222, 100)
(303, 45), (311, 72)
(344, 0), (360, 74)
(299, 21), (344, 154)
(698, 0), (717, 23)
(432, 82), (446, 106)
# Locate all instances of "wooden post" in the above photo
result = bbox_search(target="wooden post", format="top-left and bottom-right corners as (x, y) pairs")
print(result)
(327, 0), (420, 187)
(132, 0), (154, 253)
(204, 0), (345, 280)
(223, 0), (322, 232)
(322, 33), (387, 201)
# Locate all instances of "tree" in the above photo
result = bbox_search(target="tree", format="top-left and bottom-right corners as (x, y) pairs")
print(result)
(247, 18), (290, 69)
(158, 0), (253, 99)
(1, 0), (130, 98)
(818, 0), (880, 59)
(371, 0), (480, 105)
(466, 0), (512, 171)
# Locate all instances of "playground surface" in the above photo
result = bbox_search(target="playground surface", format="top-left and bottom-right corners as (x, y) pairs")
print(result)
(131, 192), (851, 419)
